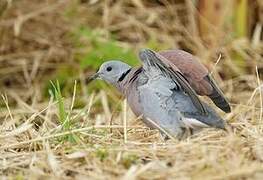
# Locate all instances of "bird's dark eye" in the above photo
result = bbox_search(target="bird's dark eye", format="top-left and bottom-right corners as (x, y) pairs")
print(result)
(106, 66), (112, 72)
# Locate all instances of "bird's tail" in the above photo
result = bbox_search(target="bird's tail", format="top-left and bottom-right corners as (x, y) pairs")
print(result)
(206, 76), (231, 113)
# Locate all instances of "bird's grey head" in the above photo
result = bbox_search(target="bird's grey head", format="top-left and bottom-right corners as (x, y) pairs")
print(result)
(87, 60), (132, 86)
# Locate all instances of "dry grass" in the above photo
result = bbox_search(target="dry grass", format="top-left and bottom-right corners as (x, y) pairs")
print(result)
(0, 0), (263, 179)
(1, 80), (263, 179)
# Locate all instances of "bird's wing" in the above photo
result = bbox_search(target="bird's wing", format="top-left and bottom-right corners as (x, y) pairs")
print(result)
(158, 50), (211, 94)
(138, 49), (207, 115)
(158, 50), (231, 113)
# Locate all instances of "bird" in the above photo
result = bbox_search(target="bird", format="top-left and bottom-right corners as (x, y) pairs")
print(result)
(87, 48), (229, 139)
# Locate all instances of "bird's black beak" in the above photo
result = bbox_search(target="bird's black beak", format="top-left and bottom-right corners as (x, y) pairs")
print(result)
(85, 73), (99, 84)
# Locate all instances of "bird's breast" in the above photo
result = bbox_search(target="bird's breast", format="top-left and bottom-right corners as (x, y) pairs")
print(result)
(125, 82), (143, 117)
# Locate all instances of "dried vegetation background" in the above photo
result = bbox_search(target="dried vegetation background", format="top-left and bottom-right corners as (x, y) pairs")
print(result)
(0, 0), (263, 179)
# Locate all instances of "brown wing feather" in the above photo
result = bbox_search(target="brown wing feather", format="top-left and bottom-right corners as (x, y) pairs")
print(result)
(159, 49), (231, 113)
(158, 50), (213, 95)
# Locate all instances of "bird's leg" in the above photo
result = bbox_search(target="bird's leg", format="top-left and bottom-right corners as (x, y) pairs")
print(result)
(159, 132), (170, 141)
(177, 127), (187, 140)
(189, 128), (194, 135)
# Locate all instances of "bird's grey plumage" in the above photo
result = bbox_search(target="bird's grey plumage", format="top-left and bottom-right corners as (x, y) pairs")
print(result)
(139, 49), (207, 115)
(90, 49), (226, 139)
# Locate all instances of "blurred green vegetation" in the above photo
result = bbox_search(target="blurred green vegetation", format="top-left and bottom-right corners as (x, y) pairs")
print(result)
(46, 27), (140, 106)
(76, 27), (139, 69)
(46, 0), (260, 107)
(234, 0), (247, 38)
(1, 0), (261, 97)
(231, 0), (248, 74)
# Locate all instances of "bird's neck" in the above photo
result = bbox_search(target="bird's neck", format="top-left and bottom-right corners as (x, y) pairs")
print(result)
(117, 68), (132, 82)
(116, 67), (142, 96)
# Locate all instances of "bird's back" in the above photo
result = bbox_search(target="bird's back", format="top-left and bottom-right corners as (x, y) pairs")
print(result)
(159, 50), (208, 82)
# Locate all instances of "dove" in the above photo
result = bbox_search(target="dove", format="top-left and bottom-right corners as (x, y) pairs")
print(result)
(87, 49), (228, 139)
